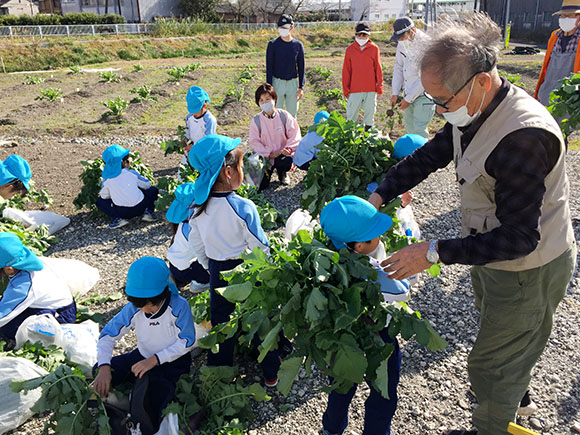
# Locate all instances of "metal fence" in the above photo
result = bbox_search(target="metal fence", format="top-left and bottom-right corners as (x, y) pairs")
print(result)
(0, 20), (362, 38)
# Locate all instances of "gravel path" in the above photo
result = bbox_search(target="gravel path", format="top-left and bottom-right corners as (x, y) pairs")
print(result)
(5, 135), (580, 435)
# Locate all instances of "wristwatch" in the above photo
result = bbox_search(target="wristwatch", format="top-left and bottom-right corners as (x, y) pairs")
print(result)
(426, 240), (439, 264)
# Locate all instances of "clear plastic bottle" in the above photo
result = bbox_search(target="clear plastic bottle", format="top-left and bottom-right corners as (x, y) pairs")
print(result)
(396, 205), (420, 285)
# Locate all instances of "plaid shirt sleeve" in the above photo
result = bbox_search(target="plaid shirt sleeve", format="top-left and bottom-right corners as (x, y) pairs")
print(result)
(438, 128), (560, 265)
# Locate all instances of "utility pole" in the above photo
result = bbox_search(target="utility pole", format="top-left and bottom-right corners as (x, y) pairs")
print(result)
(338, 0), (342, 21)
(533, 0), (540, 32)
(503, 0), (511, 39)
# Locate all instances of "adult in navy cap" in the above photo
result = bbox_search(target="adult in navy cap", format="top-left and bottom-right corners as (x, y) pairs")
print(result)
(266, 13), (305, 117)
(390, 17), (435, 138)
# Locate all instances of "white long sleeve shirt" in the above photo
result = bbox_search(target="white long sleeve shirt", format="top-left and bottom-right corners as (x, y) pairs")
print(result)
(97, 292), (195, 366)
(99, 169), (151, 207)
(188, 192), (270, 269)
(167, 208), (198, 271)
(0, 259), (74, 328)
(391, 29), (430, 104)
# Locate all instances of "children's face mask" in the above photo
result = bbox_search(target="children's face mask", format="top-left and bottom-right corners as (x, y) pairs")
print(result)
(355, 37), (368, 46)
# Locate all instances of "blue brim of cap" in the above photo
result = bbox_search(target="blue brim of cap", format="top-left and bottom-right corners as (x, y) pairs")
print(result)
(330, 212), (393, 250)
(166, 201), (189, 224)
(126, 280), (179, 298)
(8, 246), (44, 271)
(391, 33), (403, 41)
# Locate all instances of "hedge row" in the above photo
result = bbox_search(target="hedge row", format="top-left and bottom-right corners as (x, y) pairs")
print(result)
(0, 12), (125, 26)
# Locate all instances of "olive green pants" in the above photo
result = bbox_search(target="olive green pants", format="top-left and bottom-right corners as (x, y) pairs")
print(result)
(469, 244), (576, 435)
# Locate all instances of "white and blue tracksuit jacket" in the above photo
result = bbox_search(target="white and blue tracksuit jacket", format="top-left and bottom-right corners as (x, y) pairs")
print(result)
(0, 259), (73, 328)
(99, 168), (152, 207)
(167, 208), (198, 271)
(188, 191), (270, 269)
(97, 292), (196, 367)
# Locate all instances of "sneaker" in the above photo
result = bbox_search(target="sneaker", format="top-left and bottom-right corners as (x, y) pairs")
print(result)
(278, 171), (289, 185)
(264, 377), (279, 388)
(517, 390), (538, 416)
(109, 218), (129, 229)
(190, 280), (209, 293)
(142, 211), (158, 222)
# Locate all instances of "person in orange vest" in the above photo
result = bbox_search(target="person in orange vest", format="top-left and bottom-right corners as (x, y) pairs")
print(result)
(535, 0), (580, 106)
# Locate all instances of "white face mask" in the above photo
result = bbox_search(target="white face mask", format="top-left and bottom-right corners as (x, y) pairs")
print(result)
(559, 17), (578, 32)
(355, 37), (368, 46)
(260, 101), (274, 113)
(279, 28), (290, 38)
(442, 78), (487, 127)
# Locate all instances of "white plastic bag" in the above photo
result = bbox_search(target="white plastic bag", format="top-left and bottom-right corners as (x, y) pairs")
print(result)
(59, 320), (99, 368)
(0, 357), (48, 435)
(285, 209), (317, 241)
(2, 208), (70, 235)
(191, 322), (210, 357)
(396, 205), (421, 241)
(155, 413), (180, 435)
(15, 314), (63, 349)
(243, 152), (266, 187)
(40, 257), (100, 297)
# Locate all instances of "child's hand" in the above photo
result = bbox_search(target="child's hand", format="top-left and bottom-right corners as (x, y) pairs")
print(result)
(93, 365), (112, 398)
(131, 356), (158, 378)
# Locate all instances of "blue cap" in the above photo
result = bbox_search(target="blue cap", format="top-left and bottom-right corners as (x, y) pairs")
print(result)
(393, 134), (427, 159)
(166, 183), (195, 224)
(0, 161), (17, 187)
(186, 86), (210, 115)
(314, 110), (330, 125)
(320, 195), (393, 250)
(188, 134), (241, 205)
(102, 145), (130, 180)
(3, 155), (31, 191)
(0, 232), (44, 271)
(125, 257), (178, 298)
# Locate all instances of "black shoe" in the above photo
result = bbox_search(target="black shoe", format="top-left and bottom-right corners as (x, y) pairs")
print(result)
(278, 171), (289, 185)
(443, 430), (477, 435)
(258, 172), (272, 192)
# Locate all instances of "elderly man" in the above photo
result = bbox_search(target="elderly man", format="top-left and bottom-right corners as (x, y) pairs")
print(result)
(535, 0), (580, 106)
(368, 13), (576, 435)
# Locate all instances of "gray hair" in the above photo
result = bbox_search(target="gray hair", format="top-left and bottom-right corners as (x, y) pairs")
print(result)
(420, 12), (502, 93)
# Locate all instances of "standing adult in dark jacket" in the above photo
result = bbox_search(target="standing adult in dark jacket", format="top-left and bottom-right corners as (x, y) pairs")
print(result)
(266, 14), (305, 118)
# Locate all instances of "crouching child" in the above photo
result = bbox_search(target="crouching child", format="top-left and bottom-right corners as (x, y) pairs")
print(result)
(96, 145), (159, 229)
(0, 232), (76, 340)
(319, 196), (410, 435)
(93, 257), (195, 433)
(293, 110), (329, 171)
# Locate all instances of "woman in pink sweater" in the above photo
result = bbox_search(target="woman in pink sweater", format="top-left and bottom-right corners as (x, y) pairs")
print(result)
(249, 83), (301, 190)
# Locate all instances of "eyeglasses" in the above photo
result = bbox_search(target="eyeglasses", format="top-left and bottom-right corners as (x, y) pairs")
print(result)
(423, 71), (481, 110)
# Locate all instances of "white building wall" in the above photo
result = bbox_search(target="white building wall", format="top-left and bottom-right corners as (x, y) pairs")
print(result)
(60, 0), (179, 22)
(369, 0), (406, 21)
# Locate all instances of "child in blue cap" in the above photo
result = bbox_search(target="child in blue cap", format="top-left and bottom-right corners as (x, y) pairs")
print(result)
(96, 145), (159, 229)
(319, 195), (410, 435)
(187, 134), (282, 386)
(0, 233), (76, 340)
(293, 110), (330, 171)
(166, 182), (210, 291)
(94, 256), (195, 432)
(179, 86), (217, 176)
(0, 155), (31, 200)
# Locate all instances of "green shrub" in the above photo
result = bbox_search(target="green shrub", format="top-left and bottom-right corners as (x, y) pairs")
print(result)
(35, 88), (63, 102)
(237, 38), (250, 47)
(117, 49), (141, 61)
(61, 12), (125, 25)
(68, 65), (83, 75)
(101, 96), (129, 120)
(129, 85), (157, 102)
(133, 63), (144, 72)
(101, 13), (126, 24)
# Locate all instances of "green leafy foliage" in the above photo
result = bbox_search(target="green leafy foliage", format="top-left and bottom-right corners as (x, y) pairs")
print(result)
(199, 230), (446, 399)
(11, 364), (111, 435)
(307, 66), (333, 82)
(237, 64), (256, 84)
(155, 164), (199, 212)
(73, 151), (154, 213)
(129, 84), (157, 103)
(159, 125), (187, 156)
(68, 65), (83, 75)
(0, 218), (57, 255)
(498, 70), (523, 87)
(236, 184), (285, 231)
(301, 111), (398, 217)
(132, 63), (144, 72)
(0, 340), (66, 372)
(167, 63), (200, 81)
(225, 86), (244, 102)
(380, 105), (404, 135)
(189, 291), (210, 324)
(101, 96), (129, 120)
(0, 12), (125, 25)
(23, 75), (45, 85)
(548, 72), (580, 138)
(1, 180), (53, 214)
(75, 292), (123, 323)
(164, 365), (269, 434)
(36, 87), (63, 102)
(99, 71), (120, 83)
(316, 88), (346, 111)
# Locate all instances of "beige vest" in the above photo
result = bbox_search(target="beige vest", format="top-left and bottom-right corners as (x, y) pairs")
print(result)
(452, 84), (575, 271)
